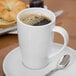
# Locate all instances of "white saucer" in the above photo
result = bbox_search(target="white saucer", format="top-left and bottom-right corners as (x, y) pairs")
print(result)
(3, 43), (76, 76)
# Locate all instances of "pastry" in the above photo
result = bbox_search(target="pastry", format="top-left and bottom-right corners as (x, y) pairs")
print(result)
(0, 0), (27, 28)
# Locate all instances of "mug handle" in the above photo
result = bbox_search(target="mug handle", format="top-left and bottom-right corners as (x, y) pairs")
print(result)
(49, 26), (69, 58)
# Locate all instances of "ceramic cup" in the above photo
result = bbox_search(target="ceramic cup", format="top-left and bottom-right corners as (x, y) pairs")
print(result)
(17, 8), (69, 70)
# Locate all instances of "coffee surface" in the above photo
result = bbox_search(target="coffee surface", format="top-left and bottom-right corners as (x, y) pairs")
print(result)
(20, 13), (51, 26)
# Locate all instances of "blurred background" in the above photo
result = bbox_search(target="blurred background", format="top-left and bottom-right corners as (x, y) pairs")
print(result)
(0, 0), (76, 75)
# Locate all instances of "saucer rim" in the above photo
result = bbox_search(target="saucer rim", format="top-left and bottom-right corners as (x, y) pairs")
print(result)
(3, 43), (76, 76)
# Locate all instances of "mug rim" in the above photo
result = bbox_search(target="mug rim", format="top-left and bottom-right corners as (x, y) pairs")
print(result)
(17, 8), (56, 28)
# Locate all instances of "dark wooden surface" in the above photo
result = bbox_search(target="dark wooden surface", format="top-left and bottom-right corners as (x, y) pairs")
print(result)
(0, 0), (76, 76)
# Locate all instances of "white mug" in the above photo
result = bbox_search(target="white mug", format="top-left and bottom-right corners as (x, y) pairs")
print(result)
(17, 8), (69, 70)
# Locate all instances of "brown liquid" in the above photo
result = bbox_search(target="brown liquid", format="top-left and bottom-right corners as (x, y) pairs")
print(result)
(33, 18), (51, 26)
(20, 13), (51, 26)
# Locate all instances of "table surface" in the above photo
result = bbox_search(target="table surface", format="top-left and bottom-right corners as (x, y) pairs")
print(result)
(0, 0), (76, 76)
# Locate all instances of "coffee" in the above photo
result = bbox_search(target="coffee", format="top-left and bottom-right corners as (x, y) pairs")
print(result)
(20, 13), (51, 26)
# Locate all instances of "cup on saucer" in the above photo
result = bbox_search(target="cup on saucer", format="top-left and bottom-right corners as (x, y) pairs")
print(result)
(17, 8), (69, 70)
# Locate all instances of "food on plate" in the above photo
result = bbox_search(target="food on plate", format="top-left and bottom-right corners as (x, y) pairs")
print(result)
(0, 0), (27, 28)
(0, 18), (16, 28)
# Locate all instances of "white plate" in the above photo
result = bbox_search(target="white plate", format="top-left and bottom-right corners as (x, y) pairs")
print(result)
(3, 43), (76, 76)
(0, 26), (17, 35)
